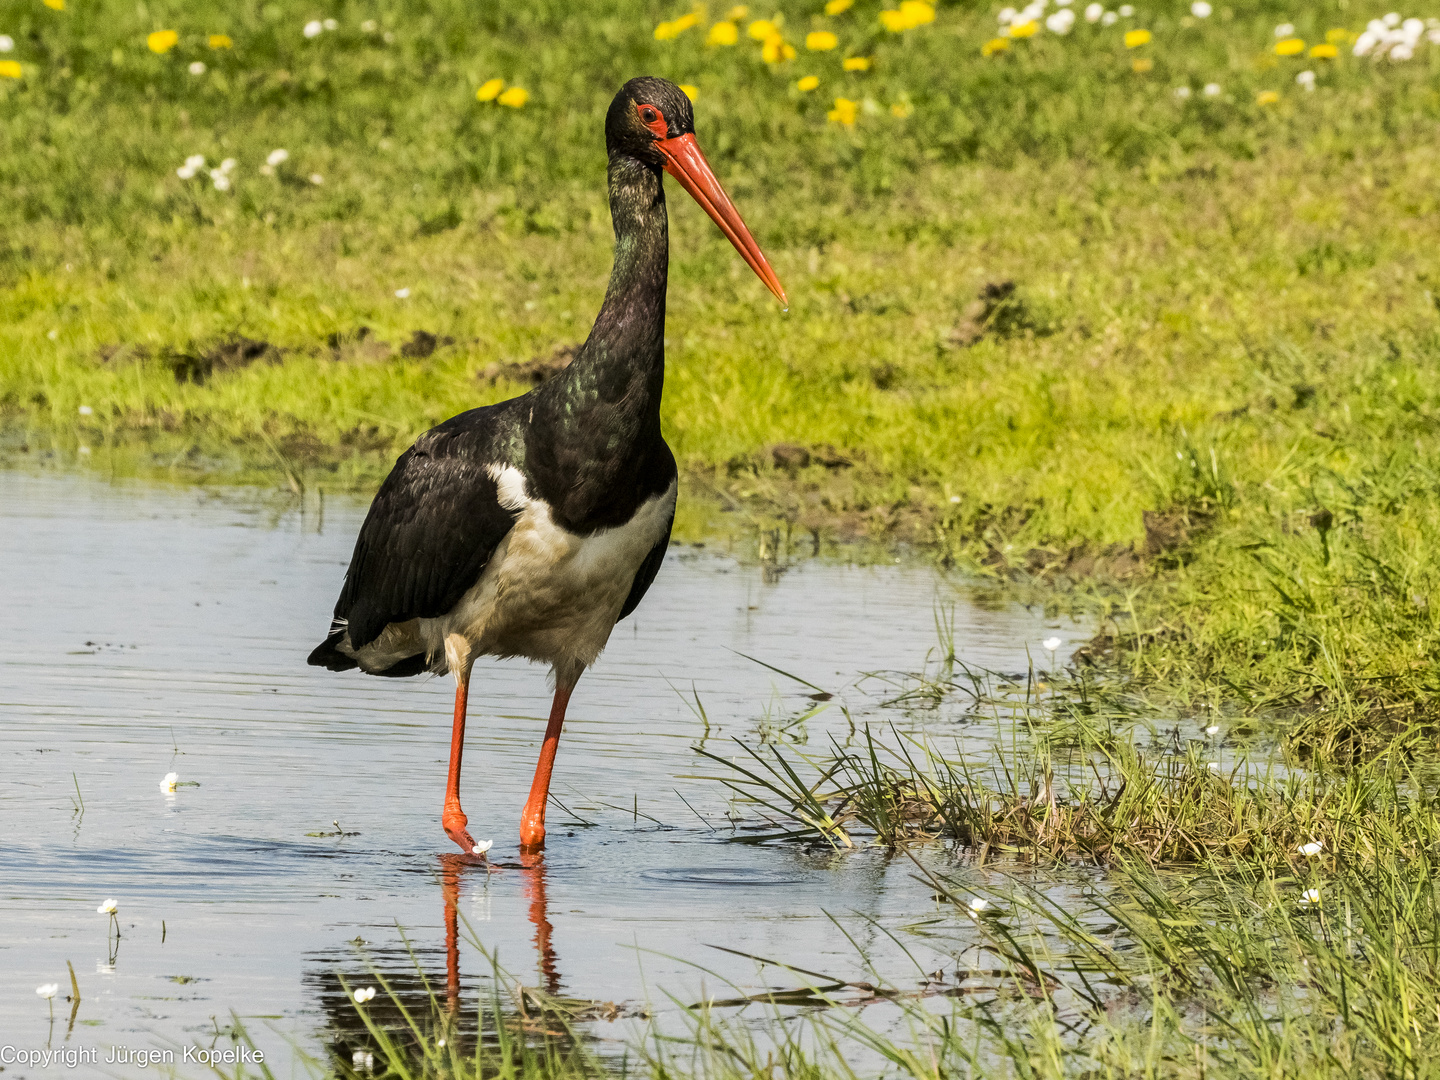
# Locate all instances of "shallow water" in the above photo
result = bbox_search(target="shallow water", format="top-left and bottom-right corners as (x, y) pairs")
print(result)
(0, 470), (1085, 1073)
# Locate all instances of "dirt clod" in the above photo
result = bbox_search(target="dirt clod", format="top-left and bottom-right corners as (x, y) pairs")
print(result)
(480, 343), (578, 386)
(399, 330), (455, 359)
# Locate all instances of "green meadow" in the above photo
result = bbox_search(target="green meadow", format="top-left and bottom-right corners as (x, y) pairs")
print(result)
(10, 1), (1440, 1072)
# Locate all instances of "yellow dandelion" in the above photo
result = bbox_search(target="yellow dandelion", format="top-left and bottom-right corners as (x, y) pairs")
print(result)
(673, 13), (699, 31)
(208, 34), (232, 49)
(761, 33), (795, 61)
(825, 0), (854, 12)
(890, 101), (912, 118)
(1309, 42), (1337, 58)
(727, 5), (749, 19)
(981, 37), (1010, 56)
(1256, 89), (1279, 105)
(1123, 28), (1151, 47)
(707, 21), (739, 45)
(498, 86), (528, 107)
(796, 74), (820, 90)
(827, 96), (858, 125)
(748, 19), (777, 40)
(42, 0), (64, 10)
(0, 60), (22, 78)
(1274, 37), (1304, 56)
(806, 31), (838, 50)
(655, 20), (678, 39)
(1010, 20), (1039, 37)
(900, 1), (935, 25)
(147, 30), (179, 54)
(1325, 27), (1349, 43)
(679, 83), (698, 100)
(476, 77), (504, 101)
(1132, 57), (1153, 71)
(879, 10), (907, 31)
(842, 56), (872, 70)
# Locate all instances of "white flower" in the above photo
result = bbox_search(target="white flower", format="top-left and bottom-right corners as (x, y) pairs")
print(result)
(78, 405), (93, 416)
(267, 148), (290, 166)
(1296, 69), (1315, 90)
(210, 170), (231, 191)
(160, 771), (178, 791)
(1429, 28), (1440, 44)
(1174, 85), (1192, 98)
(1403, 17), (1424, 38)
(188, 60), (206, 75)
(309, 173), (324, 185)
(394, 287), (410, 298)
(472, 839), (493, 855)
(1101, 11), (1118, 25)
(353, 986), (377, 1003)
(1084, 2), (1103, 20)
(0, 34), (15, 51)
(323, 17), (338, 30)
(1203, 82), (1222, 96)
(36, 983), (59, 999)
(948, 494), (961, 504)
(1021, 1), (1045, 21)
(1117, 4), (1133, 15)
(97, 898), (117, 914)
(1298, 841), (1323, 856)
(1383, 11), (1401, 28)
(1042, 636), (1062, 650)
(219, 158), (236, 173)
(1353, 31), (1377, 55)
(1274, 22), (1294, 38)
(185, 154), (206, 168)
(177, 166), (196, 179)
(1190, 1), (1211, 16)
(1046, 9), (1075, 33)
(361, 19), (377, 31)
(1205, 724), (1219, 734)
(1299, 887), (1321, 905)
(303, 20), (323, 38)
(998, 6), (1016, 21)
(1390, 42), (1414, 60)
(967, 896), (989, 912)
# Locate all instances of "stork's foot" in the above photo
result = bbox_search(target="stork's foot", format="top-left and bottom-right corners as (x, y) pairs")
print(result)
(518, 811), (546, 854)
(442, 806), (480, 856)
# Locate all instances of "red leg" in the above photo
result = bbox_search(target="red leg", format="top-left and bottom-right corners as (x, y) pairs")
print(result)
(519, 684), (573, 852)
(442, 669), (481, 855)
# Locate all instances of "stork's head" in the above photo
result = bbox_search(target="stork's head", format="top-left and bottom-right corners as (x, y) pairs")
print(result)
(606, 76), (786, 307)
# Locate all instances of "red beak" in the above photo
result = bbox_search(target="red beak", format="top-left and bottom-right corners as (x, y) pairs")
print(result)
(656, 133), (787, 307)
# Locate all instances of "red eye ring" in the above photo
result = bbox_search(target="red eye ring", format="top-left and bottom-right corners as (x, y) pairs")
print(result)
(637, 103), (668, 138)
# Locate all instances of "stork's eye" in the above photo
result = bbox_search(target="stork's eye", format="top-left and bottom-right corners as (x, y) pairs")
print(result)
(637, 103), (668, 138)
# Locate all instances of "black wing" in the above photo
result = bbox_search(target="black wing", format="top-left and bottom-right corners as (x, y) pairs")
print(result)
(308, 408), (520, 665)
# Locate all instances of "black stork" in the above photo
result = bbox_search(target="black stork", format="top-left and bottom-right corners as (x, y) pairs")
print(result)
(308, 77), (786, 857)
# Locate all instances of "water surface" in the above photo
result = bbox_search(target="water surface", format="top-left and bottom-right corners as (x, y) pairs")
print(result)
(0, 470), (1084, 1072)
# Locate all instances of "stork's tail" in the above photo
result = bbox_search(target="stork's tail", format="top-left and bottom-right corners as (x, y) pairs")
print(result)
(308, 620), (359, 671)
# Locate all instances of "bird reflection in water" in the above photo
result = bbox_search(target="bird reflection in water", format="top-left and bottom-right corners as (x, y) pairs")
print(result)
(438, 852), (560, 1016)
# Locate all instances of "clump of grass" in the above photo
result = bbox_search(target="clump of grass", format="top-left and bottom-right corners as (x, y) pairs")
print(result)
(701, 714), (1440, 869)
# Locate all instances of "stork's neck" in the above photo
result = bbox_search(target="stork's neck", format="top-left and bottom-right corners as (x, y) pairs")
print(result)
(554, 155), (668, 410)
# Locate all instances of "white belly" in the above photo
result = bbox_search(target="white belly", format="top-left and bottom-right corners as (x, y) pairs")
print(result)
(429, 468), (675, 686)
